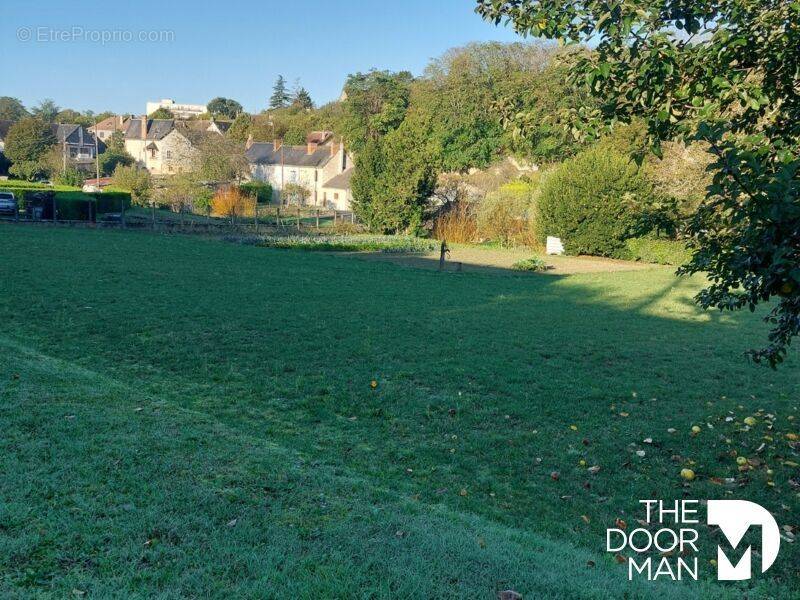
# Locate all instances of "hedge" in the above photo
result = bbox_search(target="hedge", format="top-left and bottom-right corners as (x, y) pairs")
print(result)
(537, 147), (654, 257)
(623, 238), (693, 266)
(0, 184), (132, 220)
(239, 181), (273, 204)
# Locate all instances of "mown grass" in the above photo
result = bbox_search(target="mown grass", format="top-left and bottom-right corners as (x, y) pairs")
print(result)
(0, 225), (797, 598)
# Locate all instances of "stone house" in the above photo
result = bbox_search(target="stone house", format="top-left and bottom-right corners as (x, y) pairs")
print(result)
(123, 118), (223, 175)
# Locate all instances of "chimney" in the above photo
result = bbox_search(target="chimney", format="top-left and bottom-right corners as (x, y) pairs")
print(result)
(274, 139), (282, 151)
(117, 115), (124, 128)
(141, 115), (148, 139)
(330, 142), (337, 157)
(245, 134), (254, 150)
(307, 142), (318, 155)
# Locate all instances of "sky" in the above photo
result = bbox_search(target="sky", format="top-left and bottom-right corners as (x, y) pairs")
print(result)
(1, 0), (524, 116)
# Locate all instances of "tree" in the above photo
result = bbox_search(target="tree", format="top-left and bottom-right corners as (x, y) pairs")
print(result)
(207, 97), (243, 120)
(351, 117), (438, 233)
(111, 165), (152, 206)
(340, 70), (414, 152)
(227, 113), (252, 142)
(158, 173), (209, 216)
(0, 97), (28, 121)
(292, 87), (313, 111)
(270, 76), (291, 109)
(149, 108), (174, 120)
(194, 136), (249, 183)
(4, 117), (56, 181)
(99, 147), (134, 177)
(282, 182), (311, 206)
(477, 1), (800, 366)
(54, 109), (93, 128)
(31, 99), (60, 123)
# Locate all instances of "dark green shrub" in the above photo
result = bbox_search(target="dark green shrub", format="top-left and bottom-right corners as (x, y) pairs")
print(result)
(239, 181), (273, 204)
(623, 238), (692, 266)
(538, 147), (654, 257)
(511, 257), (549, 272)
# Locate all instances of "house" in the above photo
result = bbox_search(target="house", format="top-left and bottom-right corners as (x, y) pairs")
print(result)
(123, 117), (223, 174)
(52, 124), (103, 168)
(246, 138), (355, 210)
(146, 99), (206, 119)
(88, 115), (129, 143)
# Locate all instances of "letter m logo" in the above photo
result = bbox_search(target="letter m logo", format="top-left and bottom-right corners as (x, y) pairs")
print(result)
(707, 500), (781, 581)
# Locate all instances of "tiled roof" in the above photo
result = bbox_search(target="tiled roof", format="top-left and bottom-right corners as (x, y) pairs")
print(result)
(306, 130), (333, 144)
(124, 118), (175, 141)
(323, 168), (354, 190)
(246, 142), (335, 168)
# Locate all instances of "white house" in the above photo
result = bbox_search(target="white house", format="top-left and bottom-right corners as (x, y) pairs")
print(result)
(245, 137), (354, 210)
(146, 99), (207, 119)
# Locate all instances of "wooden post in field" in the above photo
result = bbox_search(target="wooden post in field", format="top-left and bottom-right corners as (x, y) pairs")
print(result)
(439, 240), (450, 272)
(351, 212), (355, 224)
(253, 195), (259, 234)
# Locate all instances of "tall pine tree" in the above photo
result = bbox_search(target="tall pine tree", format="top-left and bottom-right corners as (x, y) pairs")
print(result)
(292, 87), (313, 111)
(269, 76), (291, 109)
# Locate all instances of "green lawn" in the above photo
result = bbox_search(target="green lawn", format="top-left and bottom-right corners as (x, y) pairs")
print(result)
(0, 225), (797, 598)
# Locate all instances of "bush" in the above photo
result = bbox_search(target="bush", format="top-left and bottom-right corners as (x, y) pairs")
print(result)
(432, 201), (478, 243)
(239, 181), (273, 204)
(511, 257), (549, 272)
(623, 238), (692, 266)
(244, 234), (437, 253)
(0, 185), (131, 219)
(537, 147), (654, 257)
(475, 179), (539, 247)
(212, 187), (255, 222)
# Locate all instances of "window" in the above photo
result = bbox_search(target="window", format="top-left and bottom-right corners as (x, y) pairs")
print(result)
(69, 148), (78, 158)
(150, 148), (157, 158)
(166, 150), (172, 159)
(334, 193), (339, 200)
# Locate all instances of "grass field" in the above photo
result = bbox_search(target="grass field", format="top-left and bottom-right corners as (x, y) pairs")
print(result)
(0, 224), (797, 598)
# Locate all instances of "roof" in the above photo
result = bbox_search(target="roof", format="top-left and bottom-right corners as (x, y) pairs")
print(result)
(124, 118), (175, 141)
(323, 168), (354, 190)
(91, 116), (127, 132)
(0, 119), (13, 141)
(213, 120), (232, 134)
(246, 142), (335, 168)
(173, 121), (220, 146)
(307, 130), (333, 145)
(51, 123), (101, 148)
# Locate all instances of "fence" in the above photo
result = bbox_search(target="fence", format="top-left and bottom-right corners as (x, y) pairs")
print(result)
(0, 206), (359, 236)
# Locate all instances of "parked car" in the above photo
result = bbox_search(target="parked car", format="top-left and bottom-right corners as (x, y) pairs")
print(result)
(0, 191), (18, 217)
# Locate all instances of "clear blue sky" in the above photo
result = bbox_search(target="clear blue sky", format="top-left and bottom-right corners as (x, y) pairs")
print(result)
(1, 0), (523, 115)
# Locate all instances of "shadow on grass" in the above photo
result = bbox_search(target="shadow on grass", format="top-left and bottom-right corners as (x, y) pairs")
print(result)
(0, 224), (797, 597)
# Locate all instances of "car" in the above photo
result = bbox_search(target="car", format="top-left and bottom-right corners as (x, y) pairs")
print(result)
(0, 192), (18, 217)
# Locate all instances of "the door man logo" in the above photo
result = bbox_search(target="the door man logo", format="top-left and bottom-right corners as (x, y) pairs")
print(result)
(606, 500), (781, 582)
(707, 500), (780, 580)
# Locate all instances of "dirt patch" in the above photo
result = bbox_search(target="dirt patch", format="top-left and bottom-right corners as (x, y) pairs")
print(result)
(350, 246), (660, 275)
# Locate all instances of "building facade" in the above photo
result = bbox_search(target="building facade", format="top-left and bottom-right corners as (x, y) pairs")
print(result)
(246, 138), (354, 210)
(146, 99), (207, 119)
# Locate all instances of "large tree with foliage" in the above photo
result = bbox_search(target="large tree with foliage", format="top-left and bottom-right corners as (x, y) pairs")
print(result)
(111, 165), (152, 206)
(0, 97), (28, 121)
(477, 0), (800, 366)
(149, 108), (174, 120)
(31, 99), (60, 123)
(207, 97), (243, 120)
(292, 87), (313, 111)
(340, 70), (414, 152)
(351, 116), (438, 233)
(270, 76), (291, 110)
(4, 117), (56, 181)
